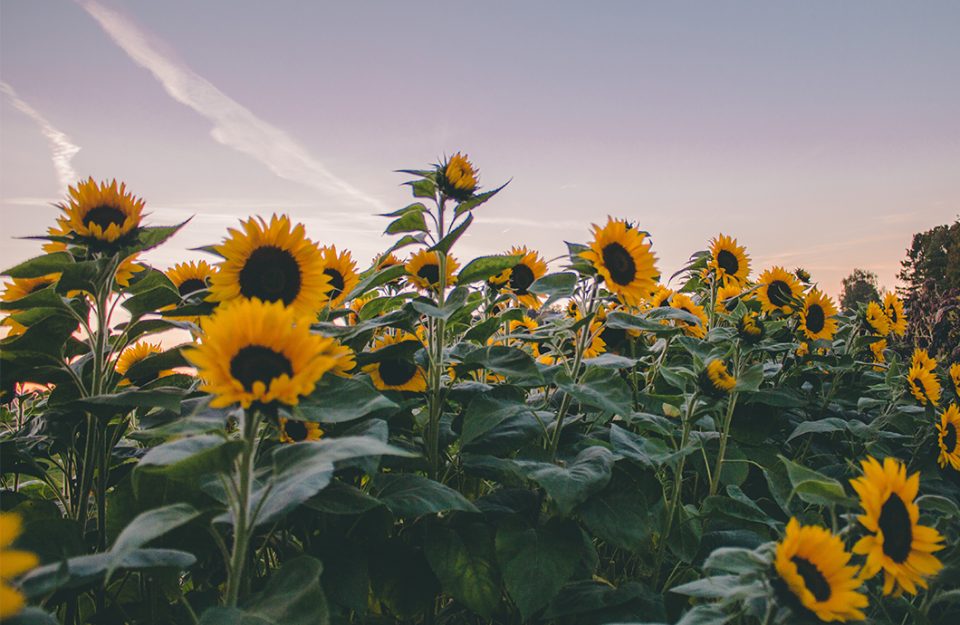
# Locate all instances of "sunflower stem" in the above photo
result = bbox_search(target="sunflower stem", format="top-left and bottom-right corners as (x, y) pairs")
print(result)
(709, 347), (741, 497)
(224, 407), (262, 607)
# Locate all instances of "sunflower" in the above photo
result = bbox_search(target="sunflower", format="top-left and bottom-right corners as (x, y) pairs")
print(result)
(649, 285), (674, 308)
(755, 267), (802, 315)
(700, 359), (736, 396)
(405, 250), (459, 291)
(705, 234), (750, 286)
(362, 331), (427, 392)
(42, 218), (71, 254)
(166, 261), (216, 298)
(113, 254), (145, 289)
(499, 246), (548, 308)
(581, 218), (659, 307)
(319, 245), (359, 309)
(374, 252), (403, 270)
(794, 267), (812, 284)
(669, 293), (708, 339)
(0, 512), (39, 620)
(772, 518), (868, 623)
(796, 342), (810, 358)
(1, 275), (61, 337)
(737, 311), (765, 343)
(565, 300), (582, 319)
(437, 152), (478, 201)
(799, 289), (839, 342)
(279, 417), (324, 443)
(910, 348), (937, 373)
(850, 456), (944, 596)
(936, 404), (960, 471)
(208, 215), (330, 319)
(326, 339), (356, 377)
(58, 178), (145, 244)
(882, 292), (907, 337)
(951, 363), (960, 397)
(907, 364), (941, 406)
(865, 302), (891, 337)
(715, 283), (742, 315)
(184, 298), (339, 408)
(869, 338), (887, 371)
(115, 341), (174, 386)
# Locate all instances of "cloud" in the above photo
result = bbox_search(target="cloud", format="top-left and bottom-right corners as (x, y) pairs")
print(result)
(0, 82), (81, 189)
(77, 0), (386, 211)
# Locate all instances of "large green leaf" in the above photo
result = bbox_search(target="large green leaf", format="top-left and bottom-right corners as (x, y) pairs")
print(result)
(2, 252), (74, 278)
(373, 473), (479, 517)
(106, 503), (200, 581)
(424, 522), (501, 617)
(461, 345), (543, 383)
(555, 366), (633, 415)
(244, 556), (329, 625)
(577, 468), (662, 552)
(779, 455), (853, 507)
(295, 375), (398, 423)
(457, 254), (521, 284)
(517, 447), (614, 516)
(134, 435), (244, 496)
(460, 394), (540, 449)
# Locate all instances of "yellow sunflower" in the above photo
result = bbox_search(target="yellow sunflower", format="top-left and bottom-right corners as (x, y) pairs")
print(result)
(907, 364), (941, 406)
(405, 250), (459, 291)
(279, 417), (324, 443)
(581, 217), (659, 307)
(669, 293), (708, 339)
(702, 359), (737, 395)
(166, 260), (216, 298)
(184, 298), (339, 408)
(865, 302), (891, 337)
(1, 275), (61, 337)
(936, 404), (960, 471)
(318, 245), (359, 309)
(883, 292), (907, 337)
(59, 178), (144, 243)
(362, 332), (427, 392)
(326, 339), (356, 377)
(42, 218), (71, 254)
(497, 246), (548, 308)
(910, 348), (937, 373)
(208, 215), (330, 319)
(374, 252), (403, 270)
(773, 518), (868, 623)
(565, 300), (582, 319)
(796, 342), (810, 358)
(714, 283), (742, 315)
(438, 152), (479, 201)
(737, 311), (765, 343)
(705, 234), (750, 286)
(799, 289), (839, 342)
(115, 341), (174, 386)
(869, 338), (887, 371)
(951, 363), (960, 397)
(850, 456), (944, 596)
(650, 285), (674, 308)
(113, 254), (145, 289)
(0, 512), (39, 620)
(755, 267), (802, 315)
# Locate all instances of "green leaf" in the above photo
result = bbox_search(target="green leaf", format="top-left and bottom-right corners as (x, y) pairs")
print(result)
(424, 523), (501, 617)
(106, 503), (200, 582)
(461, 345), (543, 383)
(457, 254), (521, 284)
(734, 364), (764, 392)
(529, 272), (577, 308)
(453, 180), (509, 216)
(345, 264), (407, 300)
(380, 233), (427, 259)
(407, 178), (436, 198)
(605, 311), (683, 337)
(385, 209), (428, 235)
(577, 468), (662, 552)
(3, 608), (61, 625)
(518, 447), (614, 516)
(786, 418), (847, 442)
(305, 480), (383, 515)
(609, 423), (688, 469)
(122, 285), (180, 317)
(430, 213), (473, 254)
(78, 388), (185, 416)
(373, 473), (479, 517)
(295, 375), (398, 424)
(779, 455), (853, 507)
(495, 517), (582, 620)
(2, 252), (74, 279)
(197, 609), (273, 625)
(410, 286), (469, 320)
(555, 366), (633, 415)
(460, 395), (538, 449)
(120, 220), (190, 256)
(134, 435), (244, 496)
(245, 556), (329, 625)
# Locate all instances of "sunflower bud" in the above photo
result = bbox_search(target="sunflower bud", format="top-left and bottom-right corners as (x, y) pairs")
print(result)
(437, 152), (478, 201)
(737, 312), (765, 343)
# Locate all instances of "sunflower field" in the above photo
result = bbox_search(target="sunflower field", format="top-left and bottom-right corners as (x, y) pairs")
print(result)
(1, 155), (958, 625)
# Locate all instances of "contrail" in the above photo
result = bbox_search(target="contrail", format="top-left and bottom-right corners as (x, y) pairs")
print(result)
(77, 0), (386, 211)
(1, 81), (80, 189)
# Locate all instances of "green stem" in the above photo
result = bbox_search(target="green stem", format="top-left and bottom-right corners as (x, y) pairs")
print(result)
(224, 408), (262, 607)
(709, 390), (739, 497)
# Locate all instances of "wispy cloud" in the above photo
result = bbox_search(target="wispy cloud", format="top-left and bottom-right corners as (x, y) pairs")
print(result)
(77, 0), (386, 211)
(0, 82), (80, 188)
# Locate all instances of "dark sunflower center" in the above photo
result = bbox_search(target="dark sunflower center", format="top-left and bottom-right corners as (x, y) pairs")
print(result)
(716, 249), (739, 276)
(324, 268), (345, 298)
(178, 278), (206, 297)
(379, 359), (417, 386)
(805, 304), (825, 333)
(878, 493), (913, 563)
(284, 420), (308, 442)
(229, 345), (293, 391)
(83, 205), (126, 231)
(767, 280), (793, 308)
(888, 307), (898, 322)
(417, 264), (440, 285)
(509, 263), (535, 294)
(601, 327), (627, 351)
(239, 246), (302, 305)
(601, 243), (636, 286)
(790, 556), (831, 602)
(944, 423), (958, 453)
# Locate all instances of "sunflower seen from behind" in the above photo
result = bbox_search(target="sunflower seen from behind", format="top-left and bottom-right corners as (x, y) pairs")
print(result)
(0, 512), (39, 620)
(755, 266), (802, 315)
(936, 404), (960, 471)
(701, 359), (736, 396)
(59, 178), (144, 245)
(209, 215), (330, 319)
(319, 245), (359, 309)
(184, 298), (338, 408)
(362, 331), (427, 392)
(405, 250), (459, 292)
(581, 217), (658, 307)
(704, 234), (750, 286)
(772, 518), (868, 623)
(849, 456), (944, 596)
(799, 289), (839, 342)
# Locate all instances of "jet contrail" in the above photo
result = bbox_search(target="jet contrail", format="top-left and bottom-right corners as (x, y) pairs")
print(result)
(1, 81), (81, 189)
(77, 0), (386, 211)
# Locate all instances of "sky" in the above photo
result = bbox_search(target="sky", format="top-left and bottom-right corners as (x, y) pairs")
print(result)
(1, 0), (958, 298)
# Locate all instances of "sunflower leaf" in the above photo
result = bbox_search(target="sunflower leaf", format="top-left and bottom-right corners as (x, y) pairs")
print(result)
(2, 251), (74, 279)
(457, 254), (521, 284)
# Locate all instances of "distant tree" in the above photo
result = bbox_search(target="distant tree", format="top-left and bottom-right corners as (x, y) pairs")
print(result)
(897, 219), (960, 361)
(840, 268), (880, 311)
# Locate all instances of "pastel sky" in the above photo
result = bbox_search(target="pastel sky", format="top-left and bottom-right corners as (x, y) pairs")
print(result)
(2, 0), (958, 297)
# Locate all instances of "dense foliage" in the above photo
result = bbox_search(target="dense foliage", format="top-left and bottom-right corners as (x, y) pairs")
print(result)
(1, 162), (959, 625)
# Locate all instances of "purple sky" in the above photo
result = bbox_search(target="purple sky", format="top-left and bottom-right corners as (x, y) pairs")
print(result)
(2, 0), (958, 298)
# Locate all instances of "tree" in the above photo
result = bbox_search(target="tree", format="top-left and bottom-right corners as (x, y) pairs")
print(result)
(839, 268), (880, 311)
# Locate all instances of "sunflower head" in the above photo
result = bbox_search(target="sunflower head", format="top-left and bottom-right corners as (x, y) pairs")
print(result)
(869, 338), (887, 371)
(907, 364), (941, 407)
(937, 404), (960, 471)
(405, 250), (459, 291)
(794, 267), (812, 284)
(883, 292), (907, 337)
(737, 311), (765, 343)
(0, 512), (40, 620)
(374, 252), (403, 271)
(319, 246), (360, 309)
(795, 342), (810, 358)
(2, 275), (60, 304)
(910, 348), (937, 373)
(59, 178), (144, 245)
(701, 359), (736, 396)
(772, 518), (868, 623)
(184, 298), (340, 408)
(42, 219), (71, 254)
(755, 266), (802, 315)
(499, 246), (548, 308)
(437, 152), (479, 201)
(799, 289), (839, 342)
(166, 261), (216, 299)
(649, 285), (674, 309)
(208, 215), (331, 319)
(865, 302), (891, 337)
(361, 331), (427, 392)
(704, 234), (750, 286)
(850, 456), (944, 596)
(670, 293), (708, 339)
(715, 284), (742, 315)
(565, 300), (581, 320)
(951, 363), (960, 397)
(279, 417), (324, 443)
(115, 341), (173, 386)
(581, 218), (659, 307)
